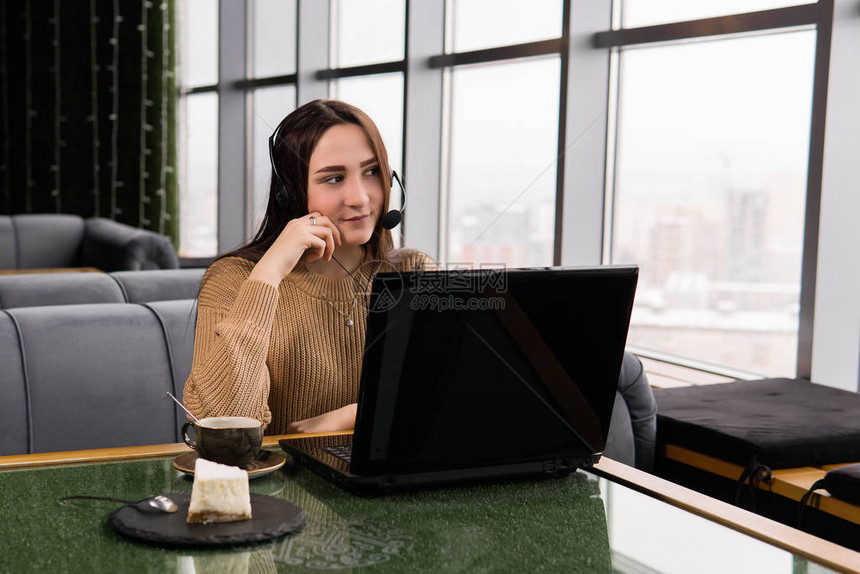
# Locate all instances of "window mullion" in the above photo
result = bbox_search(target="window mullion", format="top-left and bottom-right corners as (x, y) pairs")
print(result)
(559, 0), (613, 266)
(217, 0), (248, 252)
(404, 0), (445, 260)
(297, 0), (330, 105)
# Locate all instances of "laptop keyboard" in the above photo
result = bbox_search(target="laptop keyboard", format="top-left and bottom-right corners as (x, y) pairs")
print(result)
(323, 444), (353, 463)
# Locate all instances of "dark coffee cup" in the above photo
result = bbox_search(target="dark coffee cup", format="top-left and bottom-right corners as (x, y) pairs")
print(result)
(181, 416), (264, 468)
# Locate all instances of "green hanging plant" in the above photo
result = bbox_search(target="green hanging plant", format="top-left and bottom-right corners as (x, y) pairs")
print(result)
(0, 0), (179, 248)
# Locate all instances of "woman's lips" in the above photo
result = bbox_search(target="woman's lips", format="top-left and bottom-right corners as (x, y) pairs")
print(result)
(343, 214), (370, 224)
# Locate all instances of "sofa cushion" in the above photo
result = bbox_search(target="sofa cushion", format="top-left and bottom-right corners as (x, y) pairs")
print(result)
(12, 214), (84, 269)
(0, 312), (28, 455)
(0, 272), (125, 309)
(143, 299), (198, 403)
(605, 392), (634, 467)
(655, 378), (860, 469)
(8, 304), (179, 453)
(819, 463), (860, 506)
(112, 268), (204, 303)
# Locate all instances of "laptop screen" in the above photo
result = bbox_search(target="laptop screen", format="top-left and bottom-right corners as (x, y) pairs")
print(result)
(351, 266), (638, 475)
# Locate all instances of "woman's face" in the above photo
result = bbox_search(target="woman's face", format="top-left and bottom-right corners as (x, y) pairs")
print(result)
(306, 123), (384, 247)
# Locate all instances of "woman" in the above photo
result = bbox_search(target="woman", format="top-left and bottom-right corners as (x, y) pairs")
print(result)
(183, 99), (433, 434)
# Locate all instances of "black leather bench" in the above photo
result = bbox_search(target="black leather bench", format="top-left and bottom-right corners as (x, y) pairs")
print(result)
(653, 379), (860, 550)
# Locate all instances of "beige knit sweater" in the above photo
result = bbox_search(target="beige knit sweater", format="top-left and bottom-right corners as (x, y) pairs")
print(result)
(183, 249), (434, 434)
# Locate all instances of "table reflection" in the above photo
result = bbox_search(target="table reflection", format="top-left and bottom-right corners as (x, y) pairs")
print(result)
(166, 454), (612, 573)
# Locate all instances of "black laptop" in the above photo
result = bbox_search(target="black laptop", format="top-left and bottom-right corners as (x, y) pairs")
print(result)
(280, 265), (638, 493)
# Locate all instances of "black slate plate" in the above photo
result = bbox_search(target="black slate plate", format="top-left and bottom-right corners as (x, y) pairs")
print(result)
(109, 492), (305, 547)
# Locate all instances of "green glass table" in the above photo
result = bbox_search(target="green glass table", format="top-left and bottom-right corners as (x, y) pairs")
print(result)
(1, 439), (857, 573)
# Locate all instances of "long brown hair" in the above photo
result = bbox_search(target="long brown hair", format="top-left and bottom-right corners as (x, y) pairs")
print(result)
(222, 99), (394, 264)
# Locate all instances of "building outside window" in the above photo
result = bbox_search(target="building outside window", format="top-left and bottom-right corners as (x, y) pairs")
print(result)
(605, 1), (821, 377)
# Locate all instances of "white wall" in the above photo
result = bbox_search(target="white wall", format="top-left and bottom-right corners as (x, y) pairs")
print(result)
(811, 0), (860, 392)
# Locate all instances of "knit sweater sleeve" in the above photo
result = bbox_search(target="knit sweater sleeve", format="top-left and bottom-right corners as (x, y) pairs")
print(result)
(183, 257), (278, 427)
(392, 249), (438, 272)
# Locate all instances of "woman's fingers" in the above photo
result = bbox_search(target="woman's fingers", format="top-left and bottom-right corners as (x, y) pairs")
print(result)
(303, 224), (336, 260)
(302, 232), (328, 262)
(285, 404), (357, 434)
(263, 212), (342, 270)
(306, 212), (342, 247)
(304, 213), (342, 261)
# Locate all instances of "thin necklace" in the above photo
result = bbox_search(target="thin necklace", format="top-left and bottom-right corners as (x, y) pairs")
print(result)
(314, 254), (377, 327)
(320, 290), (358, 327)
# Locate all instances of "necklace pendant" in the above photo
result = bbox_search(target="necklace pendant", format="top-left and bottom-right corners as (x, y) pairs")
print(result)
(346, 318), (354, 327)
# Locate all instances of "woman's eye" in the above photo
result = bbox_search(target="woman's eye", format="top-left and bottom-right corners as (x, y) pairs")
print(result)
(364, 166), (379, 176)
(322, 175), (344, 184)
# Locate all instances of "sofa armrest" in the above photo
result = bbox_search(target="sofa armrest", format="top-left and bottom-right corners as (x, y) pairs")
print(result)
(2, 214), (85, 269)
(618, 352), (657, 472)
(82, 218), (179, 271)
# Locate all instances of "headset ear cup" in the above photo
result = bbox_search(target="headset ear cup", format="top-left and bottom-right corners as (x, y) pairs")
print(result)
(269, 127), (293, 213)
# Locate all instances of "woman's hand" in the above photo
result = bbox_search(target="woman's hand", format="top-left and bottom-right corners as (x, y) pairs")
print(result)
(286, 403), (357, 434)
(249, 212), (342, 287)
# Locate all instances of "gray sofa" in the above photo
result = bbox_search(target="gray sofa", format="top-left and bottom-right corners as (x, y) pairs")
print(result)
(606, 353), (657, 471)
(0, 268), (205, 309)
(0, 214), (179, 271)
(0, 300), (196, 454)
(0, 268), (202, 454)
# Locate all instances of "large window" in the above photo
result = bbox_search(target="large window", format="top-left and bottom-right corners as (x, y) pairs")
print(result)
(327, 0), (406, 184)
(620, 0), (813, 28)
(178, 0), (297, 256)
(331, 74), (405, 178)
(181, 92), (219, 257)
(251, 0), (297, 78)
(179, 0), (219, 257)
(177, 0), (839, 382)
(248, 1), (298, 234)
(440, 0), (566, 268)
(446, 57), (560, 267)
(326, 0), (406, 244)
(330, 0), (405, 68)
(251, 85), (297, 230)
(602, 2), (827, 377)
(446, 0), (563, 53)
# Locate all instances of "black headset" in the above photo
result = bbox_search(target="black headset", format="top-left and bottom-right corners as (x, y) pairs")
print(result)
(268, 126), (406, 230)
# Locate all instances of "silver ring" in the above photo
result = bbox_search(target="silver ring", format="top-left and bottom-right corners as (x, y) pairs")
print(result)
(309, 216), (317, 226)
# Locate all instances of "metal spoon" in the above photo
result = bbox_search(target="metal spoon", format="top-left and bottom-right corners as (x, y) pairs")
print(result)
(60, 494), (179, 513)
(146, 495), (179, 513)
(166, 392), (200, 424)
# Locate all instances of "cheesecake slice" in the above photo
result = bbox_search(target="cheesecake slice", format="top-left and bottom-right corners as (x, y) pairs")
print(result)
(186, 458), (252, 524)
